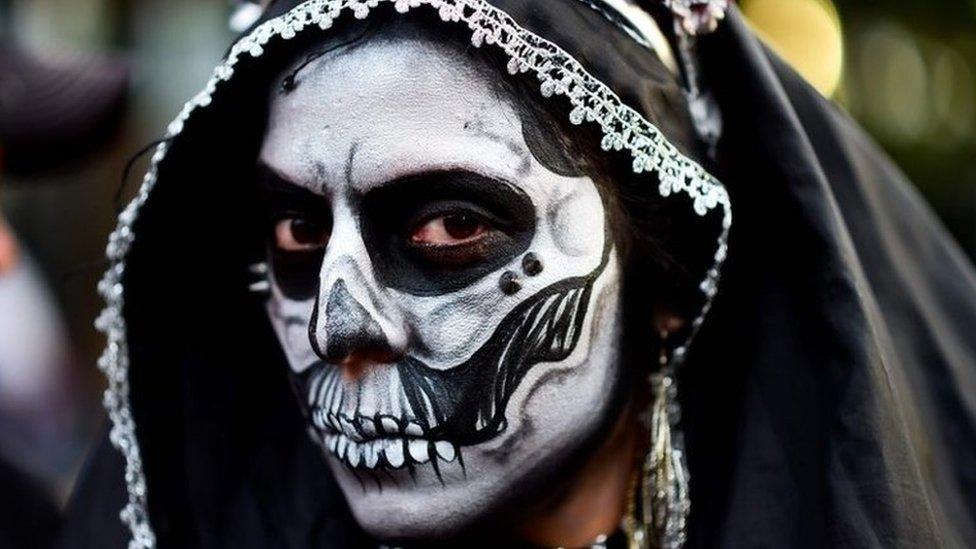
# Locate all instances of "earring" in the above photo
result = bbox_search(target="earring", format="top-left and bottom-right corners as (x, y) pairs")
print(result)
(248, 262), (270, 294)
(625, 330), (690, 549)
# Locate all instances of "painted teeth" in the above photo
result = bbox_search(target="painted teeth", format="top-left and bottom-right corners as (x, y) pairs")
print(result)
(314, 409), (439, 439)
(434, 441), (456, 462)
(339, 415), (356, 435)
(385, 439), (406, 468)
(347, 443), (361, 467)
(357, 416), (377, 437)
(405, 421), (424, 437)
(379, 416), (399, 434)
(312, 410), (458, 470)
(364, 442), (380, 468)
(408, 439), (430, 464)
(324, 433), (460, 471)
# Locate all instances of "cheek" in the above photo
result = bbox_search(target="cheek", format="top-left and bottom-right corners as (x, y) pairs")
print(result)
(265, 293), (318, 373)
(395, 176), (608, 365)
(446, 182), (622, 459)
(546, 184), (606, 258)
(270, 250), (325, 301)
(485, 253), (625, 449)
(395, 283), (513, 367)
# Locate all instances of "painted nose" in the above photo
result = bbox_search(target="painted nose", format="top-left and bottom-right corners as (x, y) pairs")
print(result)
(310, 279), (403, 368)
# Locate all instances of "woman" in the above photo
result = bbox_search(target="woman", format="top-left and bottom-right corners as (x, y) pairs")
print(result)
(61, 1), (976, 547)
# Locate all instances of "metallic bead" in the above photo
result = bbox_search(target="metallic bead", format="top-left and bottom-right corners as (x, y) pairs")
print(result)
(522, 253), (543, 276)
(499, 271), (521, 295)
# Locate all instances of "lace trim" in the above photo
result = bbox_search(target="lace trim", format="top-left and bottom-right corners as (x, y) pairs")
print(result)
(95, 1), (731, 547)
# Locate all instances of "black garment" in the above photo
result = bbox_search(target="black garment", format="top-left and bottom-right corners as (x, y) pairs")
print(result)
(59, 2), (976, 547)
(0, 456), (60, 548)
(675, 10), (976, 546)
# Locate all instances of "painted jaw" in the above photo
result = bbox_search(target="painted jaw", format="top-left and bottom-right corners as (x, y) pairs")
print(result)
(259, 33), (626, 537)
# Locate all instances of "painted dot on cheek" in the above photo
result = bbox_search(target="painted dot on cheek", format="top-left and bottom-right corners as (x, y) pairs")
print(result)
(499, 271), (522, 295)
(522, 253), (543, 276)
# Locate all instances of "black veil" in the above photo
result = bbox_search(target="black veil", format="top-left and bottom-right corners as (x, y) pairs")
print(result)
(677, 10), (976, 546)
(58, 2), (976, 548)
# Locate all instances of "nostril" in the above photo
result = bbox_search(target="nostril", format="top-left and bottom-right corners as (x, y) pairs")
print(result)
(311, 279), (399, 367)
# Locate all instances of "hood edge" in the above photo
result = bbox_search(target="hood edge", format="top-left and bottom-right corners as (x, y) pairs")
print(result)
(93, 1), (732, 547)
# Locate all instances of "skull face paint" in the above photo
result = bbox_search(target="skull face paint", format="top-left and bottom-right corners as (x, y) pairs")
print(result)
(259, 30), (625, 539)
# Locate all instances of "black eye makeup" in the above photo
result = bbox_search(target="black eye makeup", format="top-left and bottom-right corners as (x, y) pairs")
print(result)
(405, 201), (507, 267)
(361, 170), (536, 297)
(257, 163), (332, 301)
(256, 165), (536, 300)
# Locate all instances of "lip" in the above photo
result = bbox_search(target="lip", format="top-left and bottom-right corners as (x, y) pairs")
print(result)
(310, 407), (434, 442)
(320, 431), (459, 470)
(310, 408), (460, 470)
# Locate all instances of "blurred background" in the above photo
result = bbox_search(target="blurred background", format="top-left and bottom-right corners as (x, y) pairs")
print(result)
(0, 0), (973, 516)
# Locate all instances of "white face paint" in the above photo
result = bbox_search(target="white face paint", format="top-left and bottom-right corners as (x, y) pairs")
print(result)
(259, 34), (624, 539)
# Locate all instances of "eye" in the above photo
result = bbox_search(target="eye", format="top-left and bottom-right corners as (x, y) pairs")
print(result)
(410, 212), (491, 247)
(273, 216), (331, 252)
(405, 210), (509, 270)
(359, 171), (536, 292)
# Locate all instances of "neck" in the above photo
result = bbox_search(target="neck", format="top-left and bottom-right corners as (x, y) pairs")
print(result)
(518, 405), (639, 548)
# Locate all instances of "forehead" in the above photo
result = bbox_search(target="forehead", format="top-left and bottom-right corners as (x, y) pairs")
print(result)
(259, 36), (530, 194)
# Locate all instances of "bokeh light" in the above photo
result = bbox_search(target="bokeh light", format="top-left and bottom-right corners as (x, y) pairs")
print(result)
(741, 0), (844, 97)
(932, 45), (976, 143)
(858, 21), (930, 144)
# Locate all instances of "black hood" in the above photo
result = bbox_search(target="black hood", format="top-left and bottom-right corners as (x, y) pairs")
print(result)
(59, 1), (976, 548)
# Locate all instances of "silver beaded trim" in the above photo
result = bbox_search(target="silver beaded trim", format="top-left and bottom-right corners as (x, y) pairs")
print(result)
(95, 1), (731, 547)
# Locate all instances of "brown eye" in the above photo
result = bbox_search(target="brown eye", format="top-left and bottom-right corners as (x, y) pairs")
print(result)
(410, 213), (490, 246)
(406, 211), (508, 270)
(274, 217), (330, 252)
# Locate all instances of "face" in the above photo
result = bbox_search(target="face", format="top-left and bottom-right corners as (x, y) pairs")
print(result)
(259, 34), (625, 540)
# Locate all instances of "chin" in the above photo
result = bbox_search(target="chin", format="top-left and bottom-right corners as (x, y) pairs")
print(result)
(343, 480), (492, 540)
(324, 444), (512, 540)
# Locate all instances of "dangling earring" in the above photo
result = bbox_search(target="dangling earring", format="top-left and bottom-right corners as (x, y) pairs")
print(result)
(248, 261), (270, 294)
(625, 329), (691, 549)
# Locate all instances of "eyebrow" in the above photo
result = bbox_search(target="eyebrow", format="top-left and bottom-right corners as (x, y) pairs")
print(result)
(255, 161), (325, 199)
(255, 161), (532, 219)
(361, 169), (535, 229)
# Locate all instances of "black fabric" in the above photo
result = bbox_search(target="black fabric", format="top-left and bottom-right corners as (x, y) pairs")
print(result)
(0, 456), (60, 548)
(59, 2), (976, 548)
(678, 10), (976, 547)
(57, 430), (130, 549)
